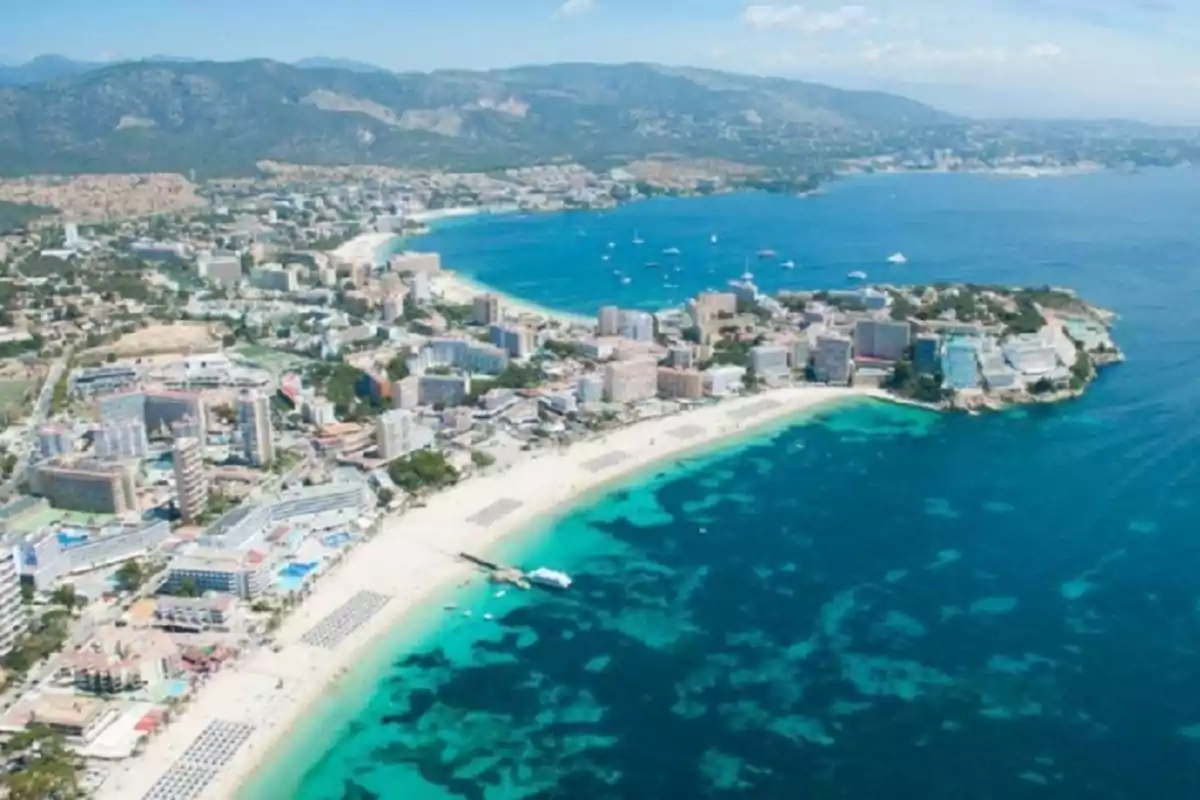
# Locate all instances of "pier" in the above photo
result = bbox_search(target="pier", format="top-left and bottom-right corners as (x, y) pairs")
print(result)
(458, 552), (531, 590)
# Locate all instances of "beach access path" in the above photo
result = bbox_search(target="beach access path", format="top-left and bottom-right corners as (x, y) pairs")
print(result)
(100, 385), (877, 800)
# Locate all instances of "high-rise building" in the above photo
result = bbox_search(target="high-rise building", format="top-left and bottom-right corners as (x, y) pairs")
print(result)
(576, 374), (604, 404)
(490, 323), (535, 358)
(814, 333), (854, 384)
(172, 437), (208, 523)
(749, 345), (791, 380)
(94, 417), (149, 460)
(854, 319), (912, 362)
(667, 345), (694, 370)
(619, 311), (655, 342)
(418, 374), (471, 407)
(790, 340), (811, 372)
(0, 553), (28, 655)
(237, 391), (275, 467)
(409, 271), (432, 305)
(36, 425), (74, 460)
(392, 376), (420, 410)
(473, 293), (502, 326)
(376, 409), (434, 461)
(143, 391), (207, 441)
(942, 337), (981, 390)
(914, 334), (942, 375)
(31, 458), (138, 514)
(603, 358), (658, 403)
(657, 367), (705, 399)
(693, 292), (738, 321)
(64, 222), (80, 249)
(598, 306), (621, 336)
(381, 292), (405, 324)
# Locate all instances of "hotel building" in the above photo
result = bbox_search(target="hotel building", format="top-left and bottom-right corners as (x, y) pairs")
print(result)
(657, 367), (705, 400)
(603, 358), (659, 403)
(172, 437), (208, 523)
(238, 390), (275, 467)
(30, 458), (138, 514)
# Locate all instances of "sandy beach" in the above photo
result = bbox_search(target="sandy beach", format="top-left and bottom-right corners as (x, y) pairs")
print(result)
(432, 269), (595, 326)
(97, 385), (881, 800)
(330, 232), (398, 267)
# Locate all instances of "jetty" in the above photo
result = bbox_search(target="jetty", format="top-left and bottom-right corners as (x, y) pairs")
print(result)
(458, 552), (531, 590)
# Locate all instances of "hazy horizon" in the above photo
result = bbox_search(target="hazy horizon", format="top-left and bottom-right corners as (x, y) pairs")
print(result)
(2, 0), (1199, 125)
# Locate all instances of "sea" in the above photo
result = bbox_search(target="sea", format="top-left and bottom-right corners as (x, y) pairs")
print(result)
(242, 169), (1200, 800)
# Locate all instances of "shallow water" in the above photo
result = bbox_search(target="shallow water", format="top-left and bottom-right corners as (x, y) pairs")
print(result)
(247, 170), (1200, 799)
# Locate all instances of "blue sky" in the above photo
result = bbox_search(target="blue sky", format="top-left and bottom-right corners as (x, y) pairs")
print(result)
(2, 0), (1198, 122)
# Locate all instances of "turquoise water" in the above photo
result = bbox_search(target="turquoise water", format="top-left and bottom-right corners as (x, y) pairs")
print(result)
(245, 170), (1200, 799)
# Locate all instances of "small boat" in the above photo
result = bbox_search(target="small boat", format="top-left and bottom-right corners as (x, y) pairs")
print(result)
(710, 234), (718, 244)
(781, 260), (796, 269)
(494, 590), (507, 598)
(462, 609), (473, 617)
(632, 230), (644, 245)
(483, 613), (494, 621)
(645, 261), (660, 269)
(664, 283), (680, 289)
(620, 276), (632, 285)
(887, 252), (908, 264)
(444, 604), (458, 611)
(528, 567), (573, 590)
(848, 270), (868, 281)
(602, 254), (610, 262)
(757, 249), (777, 259)
(607, 241), (616, 249)
(663, 246), (681, 256)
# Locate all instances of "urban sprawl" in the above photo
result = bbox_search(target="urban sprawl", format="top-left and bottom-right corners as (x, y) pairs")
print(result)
(0, 163), (1120, 797)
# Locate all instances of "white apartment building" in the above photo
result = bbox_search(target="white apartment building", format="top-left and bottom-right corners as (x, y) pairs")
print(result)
(238, 390), (275, 467)
(603, 357), (658, 403)
(94, 417), (149, 460)
(172, 437), (208, 523)
(376, 409), (434, 461)
(0, 554), (28, 655)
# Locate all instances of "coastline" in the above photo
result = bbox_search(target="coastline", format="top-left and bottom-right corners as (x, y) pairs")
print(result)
(431, 269), (595, 326)
(95, 385), (888, 800)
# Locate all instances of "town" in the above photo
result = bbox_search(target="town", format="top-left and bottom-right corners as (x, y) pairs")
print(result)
(0, 165), (1121, 797)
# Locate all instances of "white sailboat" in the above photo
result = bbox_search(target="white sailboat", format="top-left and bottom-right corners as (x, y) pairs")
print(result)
(632, 230), (644, 245)
(887, 252), (908, 264)
(710, 234), (719, 244)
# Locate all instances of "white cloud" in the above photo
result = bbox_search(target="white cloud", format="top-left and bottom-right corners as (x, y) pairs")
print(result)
(742, 4), (876, 33)
(859, 40), (1011, 66)
(552, 0), (596, 19)
(1025, 42), (1064, 59)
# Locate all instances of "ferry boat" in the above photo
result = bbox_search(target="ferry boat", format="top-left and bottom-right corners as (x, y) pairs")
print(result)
(887, 252), (908, 264)
(757, 249), (777, 259)
(528, 568), (573, 590)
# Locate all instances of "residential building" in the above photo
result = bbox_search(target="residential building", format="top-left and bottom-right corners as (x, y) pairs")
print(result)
(61, 626), (179, 694)
(249, 263), (299, 292)
(603, 358), (658, 403)
(490, 323), (535, 358)
(914, 334), (942, 375)
(693, 291), (738, 321)
(408, 270), (432, 304)
(37, 424), (74, 460)
(165, 548), (268, 599)
(418, 374), (471, 407)
(704, 365), (746, 396)
(854, 319), (912, 362)
(473, 293), (502, 326)
(598, 306), (621, 336)
(170, 416), (204, 442)
(392, 375), (420, 409)
(16, 519), (170, 591)
(942, 337), (982, 390)
(94, 417), (148, 460)
(619, 310), (655, 342)
(196, 251), (243, 286)
(790, 340), (811, 371)
(30, 458), (138, 514)
(814, 333), (854, 384)
(71, 364), (139, 396)
(750, 345), (791, 380)
(24, 695), (113, 743)
(388, 251), (441, 275)
(667, 345), (694, 369)
(304, 398), (338, 426)
(173, 437), (207, 523)
(0, 553), (28, 655)
(657, 367), (705, 399)
(238, 390), (274, 467)
(576, 374), (604, 404)
(201, 482), (374, 551)
(381, 292), (405, 324)
(143, 391), (207, 441)
(152, 595), (237, 632)
(376, 409), (434, 460)
(1002, 331), (1060, 376)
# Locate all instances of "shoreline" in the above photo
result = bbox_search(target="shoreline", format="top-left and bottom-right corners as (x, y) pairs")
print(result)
(96, 385), (892, 800)
(431, 269), (594, 326)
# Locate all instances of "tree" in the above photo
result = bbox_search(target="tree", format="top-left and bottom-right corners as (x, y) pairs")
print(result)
(376, 487), (396, 507)
(49, 585), (83, 611)
(177, 576), (200, 597)
(114, 559), (145, 592)
(387, 450), (460, 494)
(471, 450), (495, 468)
(386, 355), (409, 382)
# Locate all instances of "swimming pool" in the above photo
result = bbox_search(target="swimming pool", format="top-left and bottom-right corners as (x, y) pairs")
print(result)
(321, 532), (352, 548)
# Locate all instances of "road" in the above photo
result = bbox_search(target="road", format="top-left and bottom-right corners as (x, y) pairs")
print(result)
(0, 345), (71, 500)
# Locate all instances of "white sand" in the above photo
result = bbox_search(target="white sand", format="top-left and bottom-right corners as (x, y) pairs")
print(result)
(330, 232), (398, 267)
(97, 385), (882, 800)
(431, 270), (594, 326)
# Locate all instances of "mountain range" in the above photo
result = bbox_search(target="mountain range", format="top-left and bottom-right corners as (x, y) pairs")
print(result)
(0, 57), (959, 178)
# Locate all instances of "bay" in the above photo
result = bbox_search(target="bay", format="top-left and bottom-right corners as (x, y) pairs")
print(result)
(245, 170), (1200, 799)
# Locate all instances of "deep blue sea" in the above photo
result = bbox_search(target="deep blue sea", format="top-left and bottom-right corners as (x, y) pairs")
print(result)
(245, 170), (1200, 799)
